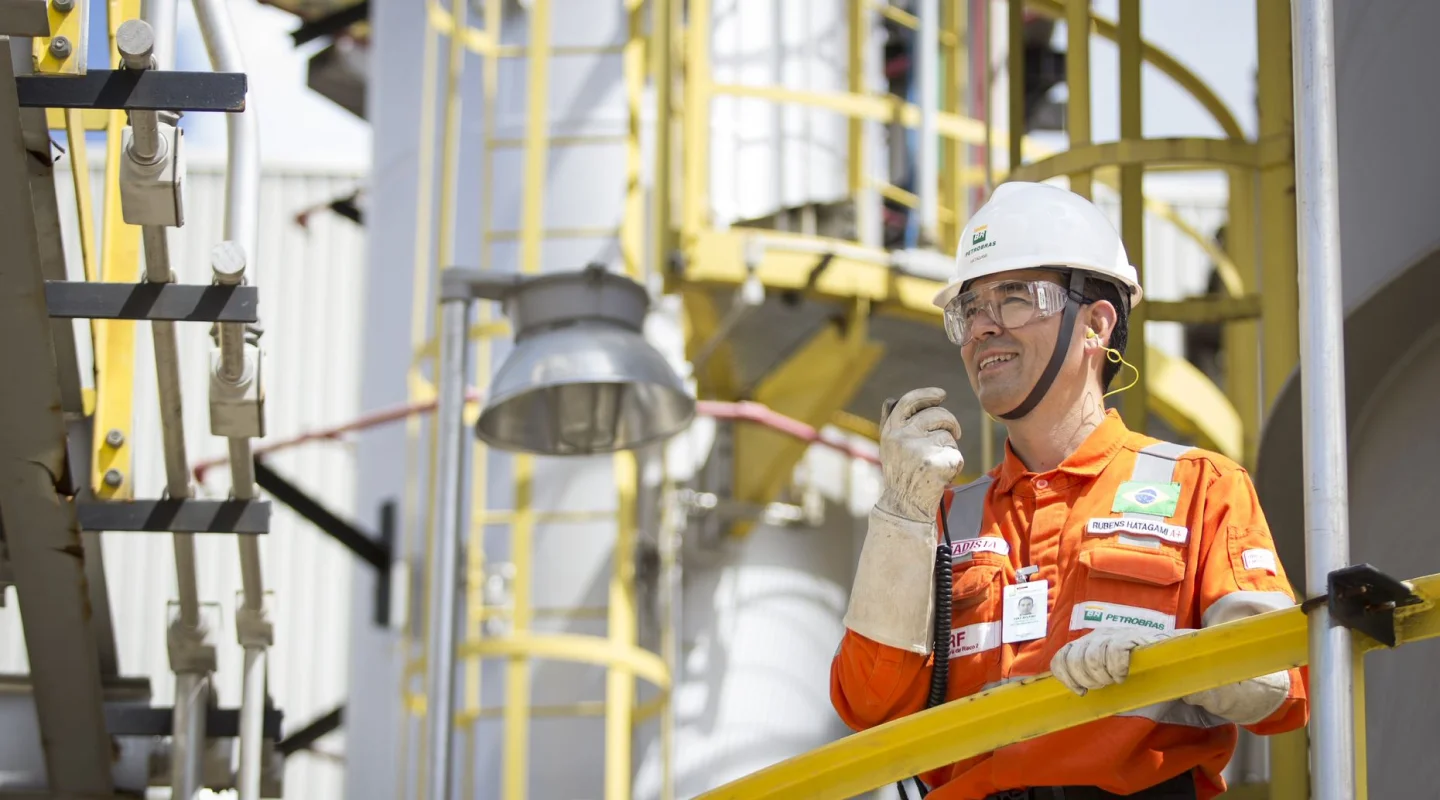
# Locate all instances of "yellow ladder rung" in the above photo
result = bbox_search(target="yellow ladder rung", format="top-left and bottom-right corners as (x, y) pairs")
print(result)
(487, 134), (629, 149)
(494, 43), (626, 58)
(474, 508), (617, 524)
(477, 605), (609, 621)
(484, 227), (618, 242)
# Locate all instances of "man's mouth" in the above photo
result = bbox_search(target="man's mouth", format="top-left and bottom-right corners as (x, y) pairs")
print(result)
(978, 353), (1017, 372)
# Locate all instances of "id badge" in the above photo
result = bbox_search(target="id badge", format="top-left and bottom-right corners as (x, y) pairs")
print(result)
(1002, 579), (1048, 644)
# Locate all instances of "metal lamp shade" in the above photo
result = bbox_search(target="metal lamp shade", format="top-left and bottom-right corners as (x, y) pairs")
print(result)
(475, 319), (696, 455)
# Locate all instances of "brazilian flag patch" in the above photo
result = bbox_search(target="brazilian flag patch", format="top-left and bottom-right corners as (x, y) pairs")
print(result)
(1111, 481), (1181, 517)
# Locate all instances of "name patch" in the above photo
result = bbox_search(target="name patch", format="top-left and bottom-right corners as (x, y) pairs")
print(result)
(948, 622), (1002, 659)
(1086, 517), (1190, 545)
(950, 537), (1011, 560)
(1070, 601), (1176, 633)
(1242, 548), (1278, 574)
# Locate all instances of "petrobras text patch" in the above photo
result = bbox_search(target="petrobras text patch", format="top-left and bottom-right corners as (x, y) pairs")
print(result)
(948, 621), (1002, 659)
(950, 536), (1011, 561)
(1242, 548), (1278, 574)
(1070, 601), (1176, 633)
(1086, 517), (1190, 545)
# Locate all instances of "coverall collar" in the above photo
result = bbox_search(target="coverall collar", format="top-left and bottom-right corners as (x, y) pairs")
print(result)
(991, 408), (1130, 495)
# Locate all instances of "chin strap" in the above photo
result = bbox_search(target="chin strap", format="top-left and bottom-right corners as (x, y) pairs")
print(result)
(998, 270), (1088, 421)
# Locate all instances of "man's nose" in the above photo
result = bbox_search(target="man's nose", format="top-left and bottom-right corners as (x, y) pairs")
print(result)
(968, 308), (1002, 341)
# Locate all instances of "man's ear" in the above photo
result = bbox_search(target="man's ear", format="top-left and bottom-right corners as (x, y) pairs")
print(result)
(1085, 301), (1119, 349)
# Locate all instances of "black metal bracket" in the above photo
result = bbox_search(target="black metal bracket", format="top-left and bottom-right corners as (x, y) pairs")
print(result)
(45, 281), (260, 323)
(76, 499), (270, 534)
(276, 704), (343, 757)
(15, 70), (247, 112)
(291, 1), (369, 47)
(105, 703), (283, 740)
(253, 458), (395, 627)
(1301, 563), (1423, 648)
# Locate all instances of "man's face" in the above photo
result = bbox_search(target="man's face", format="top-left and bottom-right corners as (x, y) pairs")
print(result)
(959, 268), (1075, 414)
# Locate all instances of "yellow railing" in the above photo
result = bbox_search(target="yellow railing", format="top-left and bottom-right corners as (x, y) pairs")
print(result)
(698, 571), (1440, 799)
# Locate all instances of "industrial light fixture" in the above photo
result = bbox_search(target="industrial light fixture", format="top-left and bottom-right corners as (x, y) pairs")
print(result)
(438, 263), (696, 456)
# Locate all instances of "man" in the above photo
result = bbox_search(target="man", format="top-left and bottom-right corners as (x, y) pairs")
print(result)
(831, 182), (1308, 800)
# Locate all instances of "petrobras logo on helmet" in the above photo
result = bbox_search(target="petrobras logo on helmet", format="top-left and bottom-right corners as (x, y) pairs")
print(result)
(963, 226), (997, 260)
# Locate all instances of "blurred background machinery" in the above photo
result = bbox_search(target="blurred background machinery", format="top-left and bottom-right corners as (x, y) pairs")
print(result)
(3, 0), (1440, 798)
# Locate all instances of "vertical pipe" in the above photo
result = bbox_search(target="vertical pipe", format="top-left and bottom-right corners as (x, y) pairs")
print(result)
(658, 457), (679, 800)
(622, 0), (645, 279)
(652, 0), (675, 269)
(426, 298), (474, 800)
(1225, 170), (1261, 469)
(682, 0), (711, 240)
(504, 455), (535, 800)
(940, 0), (962, 247)
(1006, 0), (1023, 173)
(1065, 0), (1091, 199)
(605, 450), (639, 799)
(170, 672), (209, 798)
(917, 0), (939, 244)
(1290, 1), (1356, 798)
(1259, 0), (1300, 411)
(846, 0), (864, 221)
(1117, 0), (1146, 432)
(967, 0), (989, 213)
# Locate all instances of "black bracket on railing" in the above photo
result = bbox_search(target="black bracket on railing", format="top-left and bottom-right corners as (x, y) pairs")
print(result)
(253, 458), (395, 628)
(1302, 563), (1423, 648)
(276, 704), (344, 757)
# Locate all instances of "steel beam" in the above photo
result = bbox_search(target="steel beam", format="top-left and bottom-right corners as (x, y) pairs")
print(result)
(44, 280), (261, 322)
(75, 499), (270, 534)
(14, 69), (247, 111)
(0, 34), (114, 795)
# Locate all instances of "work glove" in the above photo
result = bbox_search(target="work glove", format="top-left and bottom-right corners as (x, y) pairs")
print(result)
(842, 388), (965, 655)
(1051, 627), (1291, 726)
(875, 387), (965, 523)
(1050, 627), (1173, 696)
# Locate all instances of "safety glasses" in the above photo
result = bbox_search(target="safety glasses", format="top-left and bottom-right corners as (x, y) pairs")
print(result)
(942, 278), (1088, 346)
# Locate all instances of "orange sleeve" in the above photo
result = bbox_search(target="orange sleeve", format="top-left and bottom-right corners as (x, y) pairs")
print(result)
(1195, 464), (1310, 736)
(829, 629), (933, 732)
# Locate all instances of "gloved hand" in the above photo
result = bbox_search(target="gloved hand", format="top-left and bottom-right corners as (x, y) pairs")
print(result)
(1051, 627), (1291, 725)
(876, 387), (965, 523)
(1050, 627), (1173, 696)
(840, 388), (964, 655)
(1180, 671), (1290, 725)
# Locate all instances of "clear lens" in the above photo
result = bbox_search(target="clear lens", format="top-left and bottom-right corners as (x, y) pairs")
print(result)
(943, 280), (1070, 345)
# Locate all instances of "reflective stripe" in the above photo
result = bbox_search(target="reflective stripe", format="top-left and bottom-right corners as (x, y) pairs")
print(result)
(1124, 442), (1191, 525)
(1202, 590), (1297, 628)
(945, 476), (993, 562)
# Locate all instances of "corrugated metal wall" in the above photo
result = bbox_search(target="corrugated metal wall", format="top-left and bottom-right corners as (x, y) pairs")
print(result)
(0, 155), (367, 799)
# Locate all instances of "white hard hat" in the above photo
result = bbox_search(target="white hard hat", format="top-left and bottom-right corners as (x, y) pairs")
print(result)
(931, 181), (1143, 310)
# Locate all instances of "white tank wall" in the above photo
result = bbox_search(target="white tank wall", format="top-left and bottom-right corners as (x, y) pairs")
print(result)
(0, 157), (367, 799)
(710, 0), (858, 225)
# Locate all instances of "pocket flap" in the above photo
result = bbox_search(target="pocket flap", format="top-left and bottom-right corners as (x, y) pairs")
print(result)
(953, 564), (1001, 609)
(1081, 546), (1184, 587)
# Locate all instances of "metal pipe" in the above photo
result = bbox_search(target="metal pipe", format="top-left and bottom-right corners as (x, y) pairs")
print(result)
(115, 20), (163, 164)
(192, 2), (267, 797)
(426, 298), (473, 800)
(169, 672), (209, 798)
(1290, 0), (1355, 797)
(917, 0), (939, 244)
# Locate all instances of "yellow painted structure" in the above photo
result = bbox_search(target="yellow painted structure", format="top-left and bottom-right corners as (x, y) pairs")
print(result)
(399, 0), (1309, 796)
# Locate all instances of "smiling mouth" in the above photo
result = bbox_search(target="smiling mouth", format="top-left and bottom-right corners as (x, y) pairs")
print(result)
(978, 353), (1017, 372)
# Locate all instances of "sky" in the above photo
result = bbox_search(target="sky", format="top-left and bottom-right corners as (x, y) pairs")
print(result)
(81, 0), (1261, 174)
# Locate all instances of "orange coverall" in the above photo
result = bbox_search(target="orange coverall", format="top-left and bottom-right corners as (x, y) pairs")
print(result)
(831, 409), (1309, 799)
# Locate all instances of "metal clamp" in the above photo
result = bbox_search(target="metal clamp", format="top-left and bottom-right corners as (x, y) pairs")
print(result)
(1302, 563), (1423, 647)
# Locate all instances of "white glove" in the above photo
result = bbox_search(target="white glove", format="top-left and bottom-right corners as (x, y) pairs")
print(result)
(841, 388), (964, 654)
(1051, 627), (1291, 725)
(1050, 627), (1172, 696)
(1180, 671), (1290, 726)
(875, 387), (964, 523)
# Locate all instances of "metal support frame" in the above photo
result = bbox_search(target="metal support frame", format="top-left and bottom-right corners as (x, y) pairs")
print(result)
(44, 280), (260, 322)
(253, 459), (396, 626)
(14, 69), (246, 110)
(75, 498), (270, 533)
(0, 33), (114, 796)
(104, 704), (284, 739)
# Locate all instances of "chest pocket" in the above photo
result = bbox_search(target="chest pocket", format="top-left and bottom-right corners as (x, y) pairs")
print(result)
(1071, 441), (1193, 635)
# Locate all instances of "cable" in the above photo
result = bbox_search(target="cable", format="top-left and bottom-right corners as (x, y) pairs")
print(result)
(898, 496), (956, 800)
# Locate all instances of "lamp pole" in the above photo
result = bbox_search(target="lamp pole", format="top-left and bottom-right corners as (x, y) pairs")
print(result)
(424, 292), (474, 800)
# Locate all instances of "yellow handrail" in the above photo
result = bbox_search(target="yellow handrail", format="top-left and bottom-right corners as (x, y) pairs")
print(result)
(697, 572), (1440, 799)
